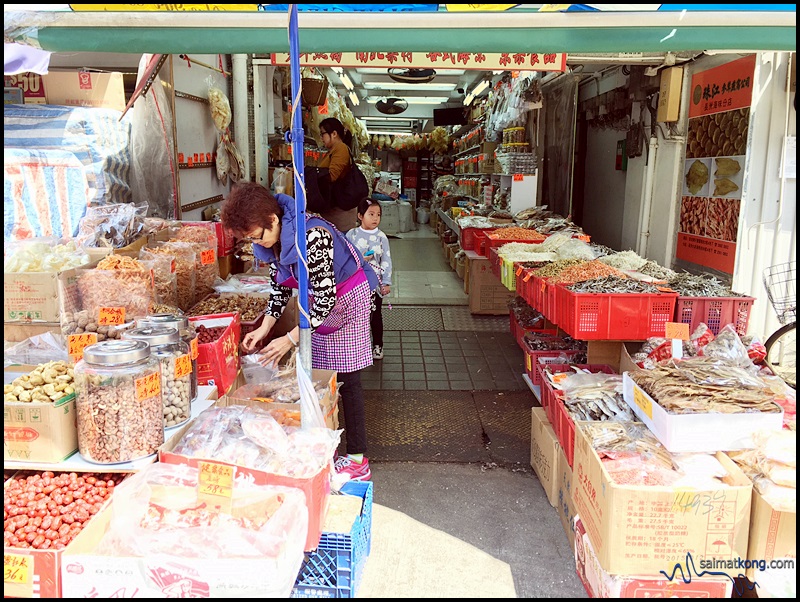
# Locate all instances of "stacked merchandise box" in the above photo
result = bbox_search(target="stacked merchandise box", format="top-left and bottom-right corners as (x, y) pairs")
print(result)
(468, 257), (514, 316)
(530, 408), (559, 508)
(556, 446), (578, 549)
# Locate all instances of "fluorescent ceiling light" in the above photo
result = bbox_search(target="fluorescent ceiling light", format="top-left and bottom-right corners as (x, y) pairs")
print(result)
(367, 130), (413, 136)
(471, 80), (490, 97)
(463, 93), (475, 106)
(340, 73), (354, 90)
(366, 96), (449, 105)
(348, 91), (360, 106)
(362, 82), (457, 91)
(331, 67), (343, 75)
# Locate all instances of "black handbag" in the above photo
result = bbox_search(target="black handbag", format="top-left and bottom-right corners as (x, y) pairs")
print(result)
(330, 149), (369, 211)
(303, 166), (332, 213)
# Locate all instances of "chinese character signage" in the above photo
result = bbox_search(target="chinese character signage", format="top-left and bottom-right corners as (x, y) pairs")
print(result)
(135, 372), (161, 402)
(676, 55), (755, 275)
(271, 51), (567, 72)
(98, 306), (126, 326)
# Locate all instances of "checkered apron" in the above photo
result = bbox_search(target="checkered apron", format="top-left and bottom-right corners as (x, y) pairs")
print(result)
(311, 268), (373, 372)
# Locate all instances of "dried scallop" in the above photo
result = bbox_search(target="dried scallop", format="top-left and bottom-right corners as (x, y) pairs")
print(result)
(713, 178), (739, 196)
(715, 158), (741, 177)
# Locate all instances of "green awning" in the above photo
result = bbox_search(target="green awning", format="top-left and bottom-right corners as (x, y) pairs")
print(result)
(5, 10), (796, 54)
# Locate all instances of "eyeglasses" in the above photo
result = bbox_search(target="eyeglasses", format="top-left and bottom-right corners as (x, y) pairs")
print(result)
(241, 227), (264, 243)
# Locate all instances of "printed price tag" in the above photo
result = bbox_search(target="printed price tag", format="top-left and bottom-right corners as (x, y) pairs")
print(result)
(67, 333), (97, 360)
(552, 373), (569, 384)
(178, 153), (185, 163)
(513, 174), (524, 181)
(98, 307), (126, 326)
(197, 461), (235, 514)
(191, 336), (199, 360)
(664, 322), (690, 341)
(135, 372), (161, 402)
(200, 249), (215, 265)
(633, 385), (653, 419)
(516, 266), (523, 276)
(174, 354), (192, 379)
(523, 272), (532, 282)
(4, 553), (31, 585)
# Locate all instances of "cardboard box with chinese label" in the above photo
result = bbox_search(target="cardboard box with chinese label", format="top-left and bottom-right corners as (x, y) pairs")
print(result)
(622, 372), (785, 453)
(4, 264), (92, 323)
(572, 421), (753, 577)
(468, 256), (515, 315)
(226, 369), (340, 431)
(42, 70), (126, 111)
(574, 517), (733, 598)
(530, 407), (559, 508)
(159, 418), (330, 552)
(3, 365), (78, 463)
(556, 444), (578, 550)
(743, 480), (796, 581)
(188, 312), (241, 396)
(59, 477), (307, 598)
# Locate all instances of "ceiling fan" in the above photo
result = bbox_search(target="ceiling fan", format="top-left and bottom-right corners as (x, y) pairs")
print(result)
(388, 68), (436, 84)
(376, 97), (409, 115)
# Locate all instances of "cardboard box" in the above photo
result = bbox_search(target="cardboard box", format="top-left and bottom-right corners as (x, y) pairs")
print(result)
(585, 340), (641, 374)
(188, 312), (241, 396)
(4, 264), (93, 323)
(572, 422), (753, 577)
(744, 486), (796, 580)
(42, 71), (126, 111)
(556, 445), (578, 550)
(468, 257), (515, 315)
(530, 407), (559, 507)
(622, 372), (784, 453)
(227, 369), (340, 431)
(3, 321), (62, 343)
(657, 66), (684, 123)
(60, 487), (307, 597)
(575, 517), (733, 598)
(3, 365), (78, 463)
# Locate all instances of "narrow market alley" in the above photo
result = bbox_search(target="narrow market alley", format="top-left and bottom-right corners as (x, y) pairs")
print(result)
(336, 224), (587, 598)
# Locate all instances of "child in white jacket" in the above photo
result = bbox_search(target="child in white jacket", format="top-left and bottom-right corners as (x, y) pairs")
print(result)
(346, 199), (393, 360)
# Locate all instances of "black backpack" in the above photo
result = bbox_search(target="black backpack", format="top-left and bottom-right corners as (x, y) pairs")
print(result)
(330, 149), (369, 211)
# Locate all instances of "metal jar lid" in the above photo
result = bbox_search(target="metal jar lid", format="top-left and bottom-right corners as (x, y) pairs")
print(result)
(138, 313), (189, 331)
(122, 325), (180, 346)
(82, 340), (151, 365)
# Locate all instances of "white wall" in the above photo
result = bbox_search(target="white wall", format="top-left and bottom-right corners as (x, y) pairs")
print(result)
(582, 125), (627, 249)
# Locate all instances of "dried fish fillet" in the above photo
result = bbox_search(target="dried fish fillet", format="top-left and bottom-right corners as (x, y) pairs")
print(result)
(686, 160), (709, 194)
(713, 177), (739, 196)
(715, 158), (741, 177)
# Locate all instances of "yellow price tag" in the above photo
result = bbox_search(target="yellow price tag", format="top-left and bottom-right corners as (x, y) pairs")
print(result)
(67, 333), (97, 360)
(4, 553), (31, 585)
(135, 372), (161, 402)
(633, 386), (653, 420)
(98, 306), (126, 326)
(198, 461), (235, 498)
(174, 354), (192, 379)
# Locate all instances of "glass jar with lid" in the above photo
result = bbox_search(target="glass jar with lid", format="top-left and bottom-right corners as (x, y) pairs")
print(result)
(138, 313), (199, 402)
(74, 340), (164, 464)
(123, 326), (191, 428)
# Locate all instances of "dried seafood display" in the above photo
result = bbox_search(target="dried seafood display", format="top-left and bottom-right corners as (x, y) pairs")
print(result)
(567, 276), (662, 294)
(73, 256), (155, 323)
(637, 260), (677, 281)
(628, 357), (782, 415)
(142, 242), (197, 311)
(188, 294), (270, 322)
(728, 429), (795, 512)
(687, 108), (749, 159)
(597, 250), (648, 272)
(666, 272), (745, 297)
(550, 260), (627, 285)
(560, 373), (636, 423)
(685, 159), (709, 194)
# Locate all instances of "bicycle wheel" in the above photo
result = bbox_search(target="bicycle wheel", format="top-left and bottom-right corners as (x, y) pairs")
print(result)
(764, 322), (796, 389)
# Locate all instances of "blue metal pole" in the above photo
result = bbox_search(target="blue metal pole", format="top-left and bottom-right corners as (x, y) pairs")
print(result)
(287, 3), (312, 372)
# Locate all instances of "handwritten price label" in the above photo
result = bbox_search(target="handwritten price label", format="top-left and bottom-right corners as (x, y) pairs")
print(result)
(174, 354), (192, 379)
(516, 266), (523, 276)
(191, 336), (199, 360)
(135, 372), (161, 402)
(198, 461), (235, 511)
(98, 307), (125, 326)
(513, 174), (524, 181)
(665, 322), (690, 341)
(633, 385), (653, 420)
(200, 249), (215, 265)
(4, 554), (31, 585)
(67, 333), (97, 359)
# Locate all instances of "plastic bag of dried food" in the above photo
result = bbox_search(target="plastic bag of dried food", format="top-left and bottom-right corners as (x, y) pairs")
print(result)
(75, 203), (147, 249)
(4, 333), (70, 367)
(170, 225), (220, 300)
(208, 84), (232, 133)
(4, 237), (88, 273)
(142, 242), (197, 311)
(95, 463), (308, 597)
(699, 323), (753, 369)
(139, 257), (178, 308)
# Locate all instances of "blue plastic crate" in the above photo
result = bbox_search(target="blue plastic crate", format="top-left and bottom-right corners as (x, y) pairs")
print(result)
(292, 480), (373, 598)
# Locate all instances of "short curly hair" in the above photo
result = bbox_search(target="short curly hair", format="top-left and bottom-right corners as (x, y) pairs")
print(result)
(221, 182), (282, 238)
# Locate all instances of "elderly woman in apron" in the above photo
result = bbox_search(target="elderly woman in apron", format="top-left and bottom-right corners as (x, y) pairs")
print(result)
(222, 182), (377, 482)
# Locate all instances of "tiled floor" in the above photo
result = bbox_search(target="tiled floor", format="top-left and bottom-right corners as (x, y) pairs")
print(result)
(362, 330), (526, 391)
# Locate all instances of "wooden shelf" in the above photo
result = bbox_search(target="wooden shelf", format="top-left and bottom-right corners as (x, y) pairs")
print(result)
(454, 144), (481, 158)
(178, 162), (215, 169)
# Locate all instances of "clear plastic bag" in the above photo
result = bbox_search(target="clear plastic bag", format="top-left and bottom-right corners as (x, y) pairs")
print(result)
(4, 333), (70, 367)
(241, 353), (278, 385)
(699, 323), (753, 369)
(214, 274), (274, 295)
(139, 256), (178, 308)
(75, 203), (147, 249)
(94, 463), (308, 597)
(142, 242), (197, 311)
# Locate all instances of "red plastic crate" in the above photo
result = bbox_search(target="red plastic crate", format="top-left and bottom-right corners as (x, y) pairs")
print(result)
(489, 248), (502, 280)
(524, 348), (584, 385)
(511, 311), (557, 350)
(542, 364), (617, 468)
(530, 274), (546, 314)
(556, 285), (678, 340)
(474, 230), (491, 257)
(461, 227), (497, 251)
(518, 268), (536, 307)
(674, 295), (756, 336)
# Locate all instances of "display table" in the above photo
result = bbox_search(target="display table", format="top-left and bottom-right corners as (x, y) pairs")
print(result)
(436, 207), (461, 234)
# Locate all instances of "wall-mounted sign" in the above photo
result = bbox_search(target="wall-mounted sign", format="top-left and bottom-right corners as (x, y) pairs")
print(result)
(271, 51), (567, 72)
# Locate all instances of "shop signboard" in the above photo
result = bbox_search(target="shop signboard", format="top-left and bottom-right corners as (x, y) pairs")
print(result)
(270, 51), (567, 72)
(676, 55), (755, 275)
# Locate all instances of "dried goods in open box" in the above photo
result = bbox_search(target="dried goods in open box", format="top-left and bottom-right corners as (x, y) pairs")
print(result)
(188, 293), (270, 323)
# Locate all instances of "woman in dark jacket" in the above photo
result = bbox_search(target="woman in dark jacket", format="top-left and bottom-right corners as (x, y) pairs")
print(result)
(317, 117), (359, 233)
(222, 181), (377, 481)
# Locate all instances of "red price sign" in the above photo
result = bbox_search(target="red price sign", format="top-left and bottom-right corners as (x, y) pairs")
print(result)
(135, 372), (161, 401)
(174, 354), (192, 379)
(513, 174), (524, 182)
(67, 333), (98, 360)
(98, 307), (125, 326)
(200, 249), (215, 265)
